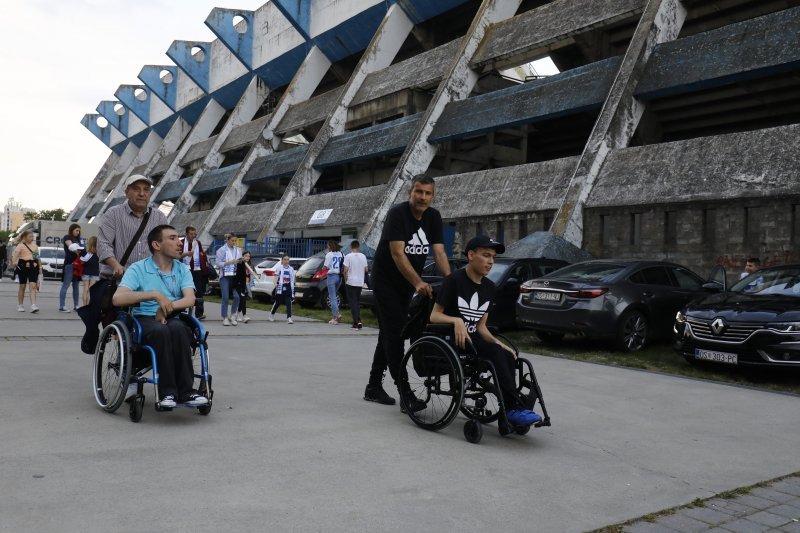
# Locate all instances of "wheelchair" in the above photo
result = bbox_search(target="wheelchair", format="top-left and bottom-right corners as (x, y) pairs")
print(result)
(92, 310), (213, 422)
(398, 323), (551, 444)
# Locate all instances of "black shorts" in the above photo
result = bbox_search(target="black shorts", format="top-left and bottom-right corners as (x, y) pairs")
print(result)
(16, 259), (39, 284)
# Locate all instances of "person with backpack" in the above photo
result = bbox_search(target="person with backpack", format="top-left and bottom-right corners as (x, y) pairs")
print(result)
(11, 230), (42, 313)
(80, 236), (100, 307)
(59, 223), (83, 313)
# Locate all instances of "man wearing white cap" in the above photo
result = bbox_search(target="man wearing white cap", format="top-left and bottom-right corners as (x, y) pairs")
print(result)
(97, 174), (168, 280)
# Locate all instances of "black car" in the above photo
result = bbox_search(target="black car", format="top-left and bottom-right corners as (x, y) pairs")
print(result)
(360, 258), (463, 308)
(294, 251), (366, 309)
(674, 264), (800, 368)
(516, 260), (711, 352)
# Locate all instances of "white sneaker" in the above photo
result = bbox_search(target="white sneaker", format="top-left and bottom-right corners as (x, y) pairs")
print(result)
(30, 304), (39, 313)
(223, 317), (231, 326)
(17, 305), (25, 312)
(58, 307), (71, 313)
(242, 315), (251, 323)
(230, 316), (238, 326)
(287, 317), (293, 324)
(237, 312), (244, 322)
(268, 314), (275, 322)
(159, 395), (176, 408)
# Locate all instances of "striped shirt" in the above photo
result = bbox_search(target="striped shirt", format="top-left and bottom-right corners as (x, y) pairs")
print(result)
(97, 201), (168, 278)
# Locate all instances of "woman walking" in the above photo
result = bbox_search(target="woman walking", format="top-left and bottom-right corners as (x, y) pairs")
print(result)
(80, 236), (100, 307)
(234, 250), (258, 323)
(11, 230), (42, 313)
(215, 233), (242, 326)
(269, 255), (295, 324)
(324, 240), (344, 324)
(59, 223), (83, 312)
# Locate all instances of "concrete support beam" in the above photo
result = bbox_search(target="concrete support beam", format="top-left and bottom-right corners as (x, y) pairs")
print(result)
(78, 141), (141, 222)
(167, 76), (271, 221)
(550, 0), (687, 246)
(197, 46), (332, 244)
(70, 152), (119, 222)
(257, 4), (415, 242)
(361, 0), (523, 250)
(147, 99), (227, 207)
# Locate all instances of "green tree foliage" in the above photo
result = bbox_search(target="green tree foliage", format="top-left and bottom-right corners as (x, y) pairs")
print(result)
(23, 209), (68, 222)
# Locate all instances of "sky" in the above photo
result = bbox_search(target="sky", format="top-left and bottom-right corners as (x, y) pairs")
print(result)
(0, 0), (265, 213)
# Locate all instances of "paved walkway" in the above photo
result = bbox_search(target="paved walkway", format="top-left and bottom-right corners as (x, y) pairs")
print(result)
(1, 280), (799, 532)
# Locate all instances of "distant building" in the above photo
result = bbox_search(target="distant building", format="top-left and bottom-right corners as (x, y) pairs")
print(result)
(73, 1), (800, 274)
(1, 198), (34, 233)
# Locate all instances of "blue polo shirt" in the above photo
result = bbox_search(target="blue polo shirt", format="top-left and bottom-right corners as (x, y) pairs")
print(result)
(119, 257), (195, 317)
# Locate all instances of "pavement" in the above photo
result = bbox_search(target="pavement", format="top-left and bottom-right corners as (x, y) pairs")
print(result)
(0, 279), (799, 533)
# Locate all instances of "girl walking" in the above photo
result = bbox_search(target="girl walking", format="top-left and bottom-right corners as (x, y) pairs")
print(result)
(324, 240), (344, 324)
(269, 255), (295, 324)
(234, 250), (258, 323)
(11, 230), (42, 312)
(59, 223), (82, 312)
(80, 236), (100, 307)
(216, 233), (242, 326)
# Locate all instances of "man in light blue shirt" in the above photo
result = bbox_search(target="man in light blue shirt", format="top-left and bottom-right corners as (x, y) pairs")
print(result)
(113, 224), (208, 408)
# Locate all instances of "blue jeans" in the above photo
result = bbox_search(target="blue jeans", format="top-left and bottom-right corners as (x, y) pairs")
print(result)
(219, 276), (240, 318)
(327, 273), (341, 318)
(59, 264), (80, 309)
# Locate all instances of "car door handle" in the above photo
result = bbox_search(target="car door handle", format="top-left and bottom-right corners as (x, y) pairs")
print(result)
(641, 291), (653, 298)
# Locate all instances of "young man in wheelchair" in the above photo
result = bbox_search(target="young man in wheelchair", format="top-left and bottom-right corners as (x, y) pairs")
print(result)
(112, 224), (209, 408)
(429, 235), (542, 428)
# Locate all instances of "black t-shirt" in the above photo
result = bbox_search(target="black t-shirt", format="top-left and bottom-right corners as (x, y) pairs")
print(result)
(373, 202), (444, 288)
(63, 235), (80, 263)
(436, 268), (496, 335)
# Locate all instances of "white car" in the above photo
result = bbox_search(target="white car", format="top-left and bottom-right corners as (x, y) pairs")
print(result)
(39, 247), (66, 279)
(252, 257), (307, 301)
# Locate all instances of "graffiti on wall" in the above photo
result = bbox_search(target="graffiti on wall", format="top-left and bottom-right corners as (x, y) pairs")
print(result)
(716, 251), (800, 269)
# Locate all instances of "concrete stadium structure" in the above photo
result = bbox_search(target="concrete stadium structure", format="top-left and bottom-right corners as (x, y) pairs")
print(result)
(74, 0), (800, 273)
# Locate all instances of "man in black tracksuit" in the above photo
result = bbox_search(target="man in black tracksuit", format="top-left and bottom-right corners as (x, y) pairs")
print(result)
(363, 174), (451, 409)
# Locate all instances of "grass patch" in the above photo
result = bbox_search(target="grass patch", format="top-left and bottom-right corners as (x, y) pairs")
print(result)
(207, 296), (800, 394)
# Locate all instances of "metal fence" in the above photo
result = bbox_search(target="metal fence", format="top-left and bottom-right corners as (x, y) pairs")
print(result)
(208, 237), (329, 259)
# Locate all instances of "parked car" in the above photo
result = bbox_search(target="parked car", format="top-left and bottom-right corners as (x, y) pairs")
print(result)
(516, 260), (711, 352)
(360, 258), (462, 309)
(252, 256), (307, 301)
(674, 264), (800, 368)
(294, 252), (344, 309)
(39, 247), (66, 279)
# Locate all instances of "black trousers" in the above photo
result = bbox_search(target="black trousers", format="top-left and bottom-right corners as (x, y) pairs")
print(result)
(471, 336), (521, 410)
(138, 316), (194, 400)
(271, 290), (292, 317)
(190, 270), (206, 316)
(345, 284), (362, 323)
(368, 280), (412, 388)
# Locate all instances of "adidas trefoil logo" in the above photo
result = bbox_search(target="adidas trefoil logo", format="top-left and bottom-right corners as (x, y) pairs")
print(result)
(405, 228), (430, 255)
(458, 292), (490, 334)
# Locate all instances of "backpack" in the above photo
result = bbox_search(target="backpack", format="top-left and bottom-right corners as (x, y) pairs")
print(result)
(72, 257), (83, 277)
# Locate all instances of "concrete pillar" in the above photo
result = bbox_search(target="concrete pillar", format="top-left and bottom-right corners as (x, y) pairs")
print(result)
(550, 0), (687, 246)
(360, 0), (523, 250)
(70, 151), (119, 222)
(168, 76), (271, 221)
(147, 99), (227, 204)
(257, 3), (415, 242)
(197, 46), (332, 244)
(82, 141), (141, 221)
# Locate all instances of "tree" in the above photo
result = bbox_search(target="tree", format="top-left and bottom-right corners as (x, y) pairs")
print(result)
(23, 209), (68, 222)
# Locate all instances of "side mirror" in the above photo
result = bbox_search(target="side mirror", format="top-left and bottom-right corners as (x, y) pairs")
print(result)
(702, 282), (723, 292)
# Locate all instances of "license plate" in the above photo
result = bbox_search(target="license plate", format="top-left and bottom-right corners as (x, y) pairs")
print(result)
(533, 291), (561, 302)
(695, 348), (738, 365)
(295, 291), (303, 298)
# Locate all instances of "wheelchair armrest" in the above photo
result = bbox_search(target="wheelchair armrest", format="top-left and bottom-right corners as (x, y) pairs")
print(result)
(423, 323), (478, 356)
(424, 323), (455, 336)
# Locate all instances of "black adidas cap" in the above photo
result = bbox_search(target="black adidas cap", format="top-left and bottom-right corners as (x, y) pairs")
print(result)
(464, 235), (505, 255)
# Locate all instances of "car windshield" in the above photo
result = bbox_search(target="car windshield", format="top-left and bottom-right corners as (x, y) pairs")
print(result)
(729, 266), (800, 297)
(298, 257), (324, 274)
(257, 259), (279, 270)
(39, 248), (64, 260)
(545, 262), (626, 282)
(487, 263), (509, 283)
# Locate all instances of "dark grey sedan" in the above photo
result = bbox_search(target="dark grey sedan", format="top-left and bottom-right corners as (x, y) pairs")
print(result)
(516, 260), (710, 352)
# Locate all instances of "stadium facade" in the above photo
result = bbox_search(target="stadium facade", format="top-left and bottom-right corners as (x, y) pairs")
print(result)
(74, 0), (800, 273)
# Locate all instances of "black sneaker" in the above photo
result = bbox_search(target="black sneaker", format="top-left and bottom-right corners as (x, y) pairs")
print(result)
(183, 392), (209, 406)
(399, 391), (426, 413)
(363, 385), (396, 405)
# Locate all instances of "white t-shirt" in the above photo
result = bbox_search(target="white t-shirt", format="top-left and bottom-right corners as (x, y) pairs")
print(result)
(343, 252), (368, 287)
(324, 250), (344, 274)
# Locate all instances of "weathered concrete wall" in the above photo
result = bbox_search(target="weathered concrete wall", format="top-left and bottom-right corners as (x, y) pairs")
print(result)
(151, 152), (180, 176)
(181, 135), (219, 165)
(588, 124), (800, 207)
(210, 201), (278, 237)
(276, 87), (344, 135)
(352, 39), (461, 106)
(276, 184), (388, 231)
(315, 113), (421, 167)
(154, 178), (192, 203)
(191, 164), (241, 195)
(251, 2), (307, 69)
(243, 145), (310, 183)
(221, 115), (271, 152)
(171, 210), (212, 234)
(429, 57), (621, 143)
(472, 0), (645, 70)
(104, 173), (124, 193)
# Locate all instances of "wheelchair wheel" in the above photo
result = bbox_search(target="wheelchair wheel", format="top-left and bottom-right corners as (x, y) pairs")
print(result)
(93, 321), (133, 413)
(129, 394), (145, 423)
(460, 364), (501, 424)
(463, 419), (483, 444)
(516, 357), (537, 408)
(399, 336), (464, 431)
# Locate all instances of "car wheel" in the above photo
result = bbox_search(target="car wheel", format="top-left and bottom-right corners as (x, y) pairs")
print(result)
(535, 330), (564, 345)
(616, 310), (648, 352)
(323, 291), (343, 310)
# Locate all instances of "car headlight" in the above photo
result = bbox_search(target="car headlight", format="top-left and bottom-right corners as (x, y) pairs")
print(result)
(766, 322), (800, 332)
(675, 311), (686, 324)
